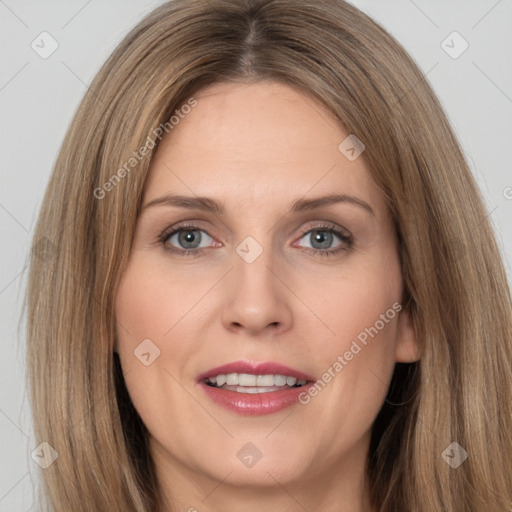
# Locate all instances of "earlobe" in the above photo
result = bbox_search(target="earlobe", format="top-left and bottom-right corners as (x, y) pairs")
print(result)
(395, 307), (421, 362)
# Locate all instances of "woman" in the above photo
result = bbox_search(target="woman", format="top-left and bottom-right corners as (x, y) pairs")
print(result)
(26, 0), (512, 510)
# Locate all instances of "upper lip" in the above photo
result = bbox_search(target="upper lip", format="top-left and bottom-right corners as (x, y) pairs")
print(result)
(197, 360), (316, 382)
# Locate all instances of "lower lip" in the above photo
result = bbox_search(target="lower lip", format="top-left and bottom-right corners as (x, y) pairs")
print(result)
(199, 381), (314, 416)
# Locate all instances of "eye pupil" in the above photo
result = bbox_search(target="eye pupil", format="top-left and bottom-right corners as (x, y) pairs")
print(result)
(178, 230), (201, 249)
(311, 231), (333, 249)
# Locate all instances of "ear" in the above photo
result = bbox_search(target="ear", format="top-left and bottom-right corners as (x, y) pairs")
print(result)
(395, 306), (421, 362)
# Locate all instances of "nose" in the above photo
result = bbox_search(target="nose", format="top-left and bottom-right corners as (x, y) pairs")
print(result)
(221, 244), (293, 336)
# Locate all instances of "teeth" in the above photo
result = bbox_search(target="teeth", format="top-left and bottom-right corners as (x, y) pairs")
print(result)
(256, 374), (275, 386)
(233, 386), (280, 394)
(206, 373), (307, 388)
(238, 374), (256, 386)
(274, 375), (287, 386)
(286, 376), (297, 386)
(226, 373), (238, 385)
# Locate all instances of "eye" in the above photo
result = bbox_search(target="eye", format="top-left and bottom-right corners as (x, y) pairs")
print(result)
(159, 224), (217, 255)
(295, 224), (353, 256)
(158, 222), (353, 257)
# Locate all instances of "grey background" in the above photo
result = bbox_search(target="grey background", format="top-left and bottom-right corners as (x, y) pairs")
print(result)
(1, 0), (511, 510)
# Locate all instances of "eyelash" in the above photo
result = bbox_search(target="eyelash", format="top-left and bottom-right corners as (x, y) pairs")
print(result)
(157, 222), (354, 257)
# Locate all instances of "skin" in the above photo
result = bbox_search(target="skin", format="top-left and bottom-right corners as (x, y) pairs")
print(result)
(115, 80), (420, 512)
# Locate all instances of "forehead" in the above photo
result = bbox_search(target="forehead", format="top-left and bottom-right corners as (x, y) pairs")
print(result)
(143, 80), (387, 217)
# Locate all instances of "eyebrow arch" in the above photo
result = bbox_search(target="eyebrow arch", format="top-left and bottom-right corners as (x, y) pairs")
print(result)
(142, 193), (375, 216)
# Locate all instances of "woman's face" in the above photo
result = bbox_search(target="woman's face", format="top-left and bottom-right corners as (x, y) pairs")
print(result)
(115, 81), (418, 507)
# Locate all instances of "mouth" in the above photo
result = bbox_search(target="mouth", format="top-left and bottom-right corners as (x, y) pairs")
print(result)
(203, 372), (309, 393)
(197, 361), (316, 415)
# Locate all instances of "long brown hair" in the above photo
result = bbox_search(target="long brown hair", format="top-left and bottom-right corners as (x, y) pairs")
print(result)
(26, 0), (512, 510)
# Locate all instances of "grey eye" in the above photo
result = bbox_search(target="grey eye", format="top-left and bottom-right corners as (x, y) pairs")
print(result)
(299, 229), (342, 250)
(167, 229), (214, 250)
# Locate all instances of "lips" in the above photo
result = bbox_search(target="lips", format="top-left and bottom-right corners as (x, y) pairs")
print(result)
(196, 360), (316, 416)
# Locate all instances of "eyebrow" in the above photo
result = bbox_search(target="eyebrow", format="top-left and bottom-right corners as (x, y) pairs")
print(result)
(142, 193), (375, 216)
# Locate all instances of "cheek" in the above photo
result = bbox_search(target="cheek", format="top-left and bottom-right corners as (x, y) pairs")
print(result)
(113, 258), (203, 447)
(113, 257), (186, 393)
(311, 246), (402, 354)
(297, 247), (402, 437)
(115, 256), (207, 347)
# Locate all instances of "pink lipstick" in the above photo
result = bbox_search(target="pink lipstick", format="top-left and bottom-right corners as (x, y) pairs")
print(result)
(197, 360), (316, 416)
